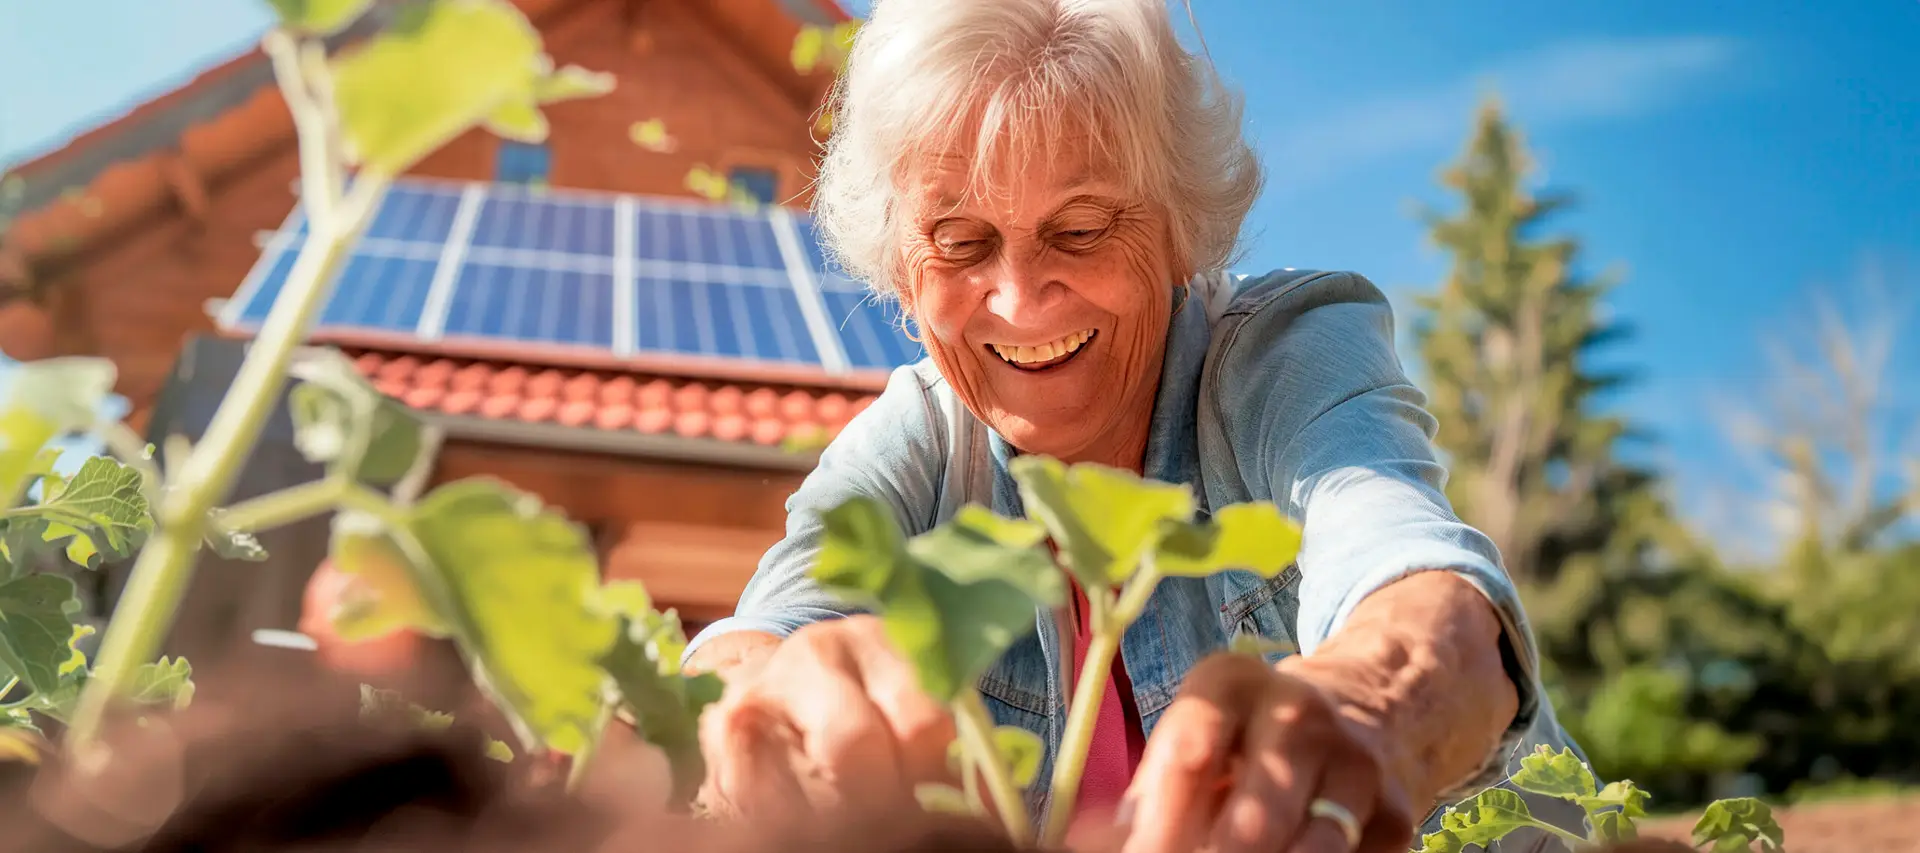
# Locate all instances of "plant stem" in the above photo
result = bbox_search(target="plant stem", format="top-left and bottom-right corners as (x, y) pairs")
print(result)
(954, 691), (1033, 844)
(1041, 624), (1122, 846)
(0, 676), (17, 699)
(961, 748), (982, 814)
(65, 32), (378, 751)
(217, 477), (347, 534)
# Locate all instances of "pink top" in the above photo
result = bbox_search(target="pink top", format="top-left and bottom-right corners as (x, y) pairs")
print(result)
(1065, 582), (1146, 836)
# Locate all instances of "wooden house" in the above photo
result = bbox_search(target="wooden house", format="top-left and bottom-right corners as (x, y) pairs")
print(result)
(0, 0), (917, 663)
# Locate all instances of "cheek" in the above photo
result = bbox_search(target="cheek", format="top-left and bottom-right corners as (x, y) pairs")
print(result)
(900, 244), (973, 341)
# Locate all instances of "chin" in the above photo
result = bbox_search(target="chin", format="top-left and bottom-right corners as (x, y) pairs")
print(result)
(989, 412), (1100, 460)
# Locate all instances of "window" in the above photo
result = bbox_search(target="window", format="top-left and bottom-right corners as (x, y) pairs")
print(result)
(727, 166), (780, 205)
(496, 141), (551, 186)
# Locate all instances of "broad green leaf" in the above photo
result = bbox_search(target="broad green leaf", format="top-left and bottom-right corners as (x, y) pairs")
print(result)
(532, 65), (614, 102)
(126, 657), (194, 710)
(6, 455), (153, 569)
(1412, 829), (1465, 853)
(602, 615), (723, 806)
(1432, 789), (1539, 848)
(1009, 456), (1193, 588)
(265, 0), (371, 34)
(991, 725), (1043, 788)
(484, 100), (548, 143)
(904, 505), (1062, 604)
(1692, 798), (1784, 852)
(204, 508), (269, 561)
(331, 0), (606, 176)
(914, 783), (974, 816)
(1152, 502), (1299, 579)
(406, 480), (617, 755)
(1510, 745), (1597, 800)
(330, 510), (447, 641)
(812, 498), (1057, 702)
(1591, 810), (1637, 843)
(0, 357), (115, 507)
(287, 349), (427, 486)
(1580, 780), (1650, 820)
(0, 574), (82, 696)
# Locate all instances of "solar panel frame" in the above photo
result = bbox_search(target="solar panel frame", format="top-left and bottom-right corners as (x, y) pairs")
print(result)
(222, 177), (927, 381)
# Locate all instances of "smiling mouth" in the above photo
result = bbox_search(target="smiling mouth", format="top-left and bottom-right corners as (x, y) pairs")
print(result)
(988, 330), (1096, 372)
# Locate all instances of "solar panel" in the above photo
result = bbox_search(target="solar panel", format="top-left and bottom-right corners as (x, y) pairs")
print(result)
(220, 178), (926, 380)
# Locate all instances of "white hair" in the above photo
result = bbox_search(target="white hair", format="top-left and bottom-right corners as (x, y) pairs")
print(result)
(810, 0), (1263, 300)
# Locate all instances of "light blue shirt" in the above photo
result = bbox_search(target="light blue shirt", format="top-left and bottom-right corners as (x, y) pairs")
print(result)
(688, 269), (1587, 849)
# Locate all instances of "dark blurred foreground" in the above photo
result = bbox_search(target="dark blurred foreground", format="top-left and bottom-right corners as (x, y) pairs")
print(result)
(0, 658), (1726, 853)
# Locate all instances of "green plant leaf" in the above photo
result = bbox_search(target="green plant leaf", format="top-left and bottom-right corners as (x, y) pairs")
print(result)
(329, 510), (448, 641)
(812, 498), (1060, 702)
(265, 0), (372, 34)
(0, 574), (82, 697)
(484, 100), (549, 143)
(0, 357), (115, 508)
(287, 349), (427, 486)
(127, 657), (194, 710)
(1591, 810), (1637, 843)
(5, 456), (153, 570)
(404, 480), (617, 755)
(1510, 745), (1598, 800)
(1430, 789), (1540, 848)
(1152, 502), (1299, 579)
(485, 739), (514, 762)
(1692, 798), (1784, 852)
(1009, 456), (1194, 588)
(332, 0), (605, 176)
(532, 65), (614, 102)
(1581, 780), (1651, 820)
(600, 601), (723, 807)
(593, 581), (720, 801)
(914, 783), (974, 816)
(991, 725), (1043, 788)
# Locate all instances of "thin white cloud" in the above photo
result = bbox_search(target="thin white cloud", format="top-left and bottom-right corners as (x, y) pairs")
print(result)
(1265, 35), (1742, 190)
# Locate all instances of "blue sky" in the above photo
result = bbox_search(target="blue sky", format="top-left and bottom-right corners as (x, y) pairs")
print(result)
(2, 0), (1915, 553)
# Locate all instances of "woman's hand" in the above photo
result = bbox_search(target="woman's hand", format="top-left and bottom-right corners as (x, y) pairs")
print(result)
(1120, 572), (1520, 853)
(695, 616), (957, 822)
(1119, 653), (1420, 853)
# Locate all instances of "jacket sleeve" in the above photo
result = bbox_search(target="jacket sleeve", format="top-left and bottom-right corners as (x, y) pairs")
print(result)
(682, 365), (947, 663)
(1208, 269), (1542, 798)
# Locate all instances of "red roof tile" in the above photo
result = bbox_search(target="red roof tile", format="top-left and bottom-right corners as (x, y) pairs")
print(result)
(346, 349), (877, 449)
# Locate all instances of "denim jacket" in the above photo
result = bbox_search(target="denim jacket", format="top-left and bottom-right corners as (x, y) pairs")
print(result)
(687, 269), (1588, 850)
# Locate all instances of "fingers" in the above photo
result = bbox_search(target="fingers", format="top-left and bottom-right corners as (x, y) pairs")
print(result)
(783, 649), (905, 809)
(700, 699), (809, 824)
(1121, 655), (1272, 853)
(1209, 677), (1336, 853)
(845, 619), (958, 783)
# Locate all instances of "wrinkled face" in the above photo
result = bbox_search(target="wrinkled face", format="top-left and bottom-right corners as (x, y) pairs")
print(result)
(896, 138), (1176, 465)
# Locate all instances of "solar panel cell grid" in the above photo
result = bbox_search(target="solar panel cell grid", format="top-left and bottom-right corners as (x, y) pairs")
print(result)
(228, 179), (927, 378)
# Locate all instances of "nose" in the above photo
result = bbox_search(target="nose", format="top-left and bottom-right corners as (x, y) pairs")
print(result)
(982, 249), (1064, 327)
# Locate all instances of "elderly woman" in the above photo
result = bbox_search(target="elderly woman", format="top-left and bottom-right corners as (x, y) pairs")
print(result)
(683, 1), (1585, 851)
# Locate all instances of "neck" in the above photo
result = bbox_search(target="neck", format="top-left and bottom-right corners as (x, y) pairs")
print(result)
(1059, 405), (1155, 475)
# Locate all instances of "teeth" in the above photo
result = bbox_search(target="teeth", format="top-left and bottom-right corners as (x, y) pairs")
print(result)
(991, 330), (1094, 365)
